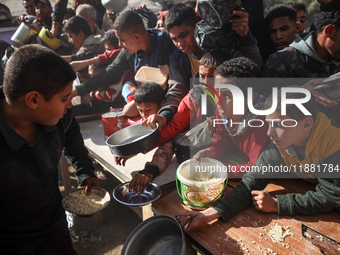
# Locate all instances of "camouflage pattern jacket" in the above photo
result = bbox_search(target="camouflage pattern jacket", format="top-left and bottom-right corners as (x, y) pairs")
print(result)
(263, 31), (340, 78)
(262, 31), (340, 128)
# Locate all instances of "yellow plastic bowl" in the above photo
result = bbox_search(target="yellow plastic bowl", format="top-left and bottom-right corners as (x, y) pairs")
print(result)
(38, 27), (61, 49)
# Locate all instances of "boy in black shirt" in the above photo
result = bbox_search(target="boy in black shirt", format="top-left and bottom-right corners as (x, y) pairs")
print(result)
(0, 44), (98, 254)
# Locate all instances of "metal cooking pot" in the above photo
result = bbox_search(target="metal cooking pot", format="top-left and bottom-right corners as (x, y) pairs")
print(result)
(106, 123), (160, 157)
(317, 85), (340, 102)
(101, 0), (128, 13)
(121, 215), (194, 255)
(11, 23), (38, 45)
(197, 0), (242, 29)
(314, 72), (340, 102)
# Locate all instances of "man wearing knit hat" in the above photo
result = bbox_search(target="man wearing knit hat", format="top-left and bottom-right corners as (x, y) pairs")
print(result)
(34, 0), (53, 29)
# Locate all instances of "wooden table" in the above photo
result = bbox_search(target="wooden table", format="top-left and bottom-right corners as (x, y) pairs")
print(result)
(79, 119), (179, 219)
(152, 179), (340, 255)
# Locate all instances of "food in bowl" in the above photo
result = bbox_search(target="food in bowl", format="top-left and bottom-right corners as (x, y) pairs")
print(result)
(62, 187), (110, 216)
(177, 158), (228, 208)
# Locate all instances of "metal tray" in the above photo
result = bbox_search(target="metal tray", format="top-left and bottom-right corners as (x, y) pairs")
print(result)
(106, 123), (160, 157)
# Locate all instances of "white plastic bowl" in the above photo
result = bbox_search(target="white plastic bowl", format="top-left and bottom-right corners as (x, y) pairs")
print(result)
(135, 66), (167, 85)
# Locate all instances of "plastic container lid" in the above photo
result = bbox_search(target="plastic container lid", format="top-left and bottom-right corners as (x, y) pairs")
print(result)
(134, 66), (167, 86)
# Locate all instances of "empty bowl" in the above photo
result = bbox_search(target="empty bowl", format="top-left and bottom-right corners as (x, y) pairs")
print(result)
(113, 182), (162, 207)
(134, 66), (167, 86)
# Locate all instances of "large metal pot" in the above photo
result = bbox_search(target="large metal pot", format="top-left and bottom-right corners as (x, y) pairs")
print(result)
(106, 123), (160, 157)
(197, 0), (242, 29)
(11, 23), (38, 45)
(101, 0), (128, 13)
(121, 215), (194, 255)
(314, 72), (340, 102)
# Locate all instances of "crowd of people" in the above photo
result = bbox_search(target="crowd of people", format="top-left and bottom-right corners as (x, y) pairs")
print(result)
(1, 0), (340, 254)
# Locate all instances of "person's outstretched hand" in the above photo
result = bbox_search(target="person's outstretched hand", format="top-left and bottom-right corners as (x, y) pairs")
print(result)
(70, 60), (88, 72)
(129, 172), (153, 194)
(232, 10), (249, 38)
(107, 10), (118, 24)
(115, 155), (135, 166)
(175, 207), (220, 231)
(136, 4), (147, 10)
(81, 176), (99, 195)
(193, 148), (216, 164)
(50, 22), (60, 36)
(158, 64), (170, 78)
(141, 114), (167, 130)
(251, 190), (278, 213)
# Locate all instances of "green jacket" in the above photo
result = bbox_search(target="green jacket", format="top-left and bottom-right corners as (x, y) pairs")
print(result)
(211, 142), (340, 222)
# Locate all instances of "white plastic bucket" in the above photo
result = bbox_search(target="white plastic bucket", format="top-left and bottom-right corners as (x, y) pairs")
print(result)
(176, 158), (228, 208)
(11, 23), (38, 45)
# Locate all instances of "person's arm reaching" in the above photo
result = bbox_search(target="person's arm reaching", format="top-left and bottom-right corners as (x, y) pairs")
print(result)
(176, 143), (280, 231)
(70, 57), (99, 72)
(62, 108), (99, 194)
(210, 143), (282, 222)
(277, 150), (340, 215)
(176, 207), (221, 232)
(51, 0), (67, 36)
(74, 49), (134, 97)
(158, 49), (191, 122)
(232, 10), (263, 67)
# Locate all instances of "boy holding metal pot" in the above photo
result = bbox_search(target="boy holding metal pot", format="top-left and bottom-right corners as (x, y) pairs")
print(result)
(119, 50), (226, 193)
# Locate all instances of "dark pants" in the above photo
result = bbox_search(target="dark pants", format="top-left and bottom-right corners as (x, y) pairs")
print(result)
(3, 206), (76, 255)
(26, 217), (77, 255)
